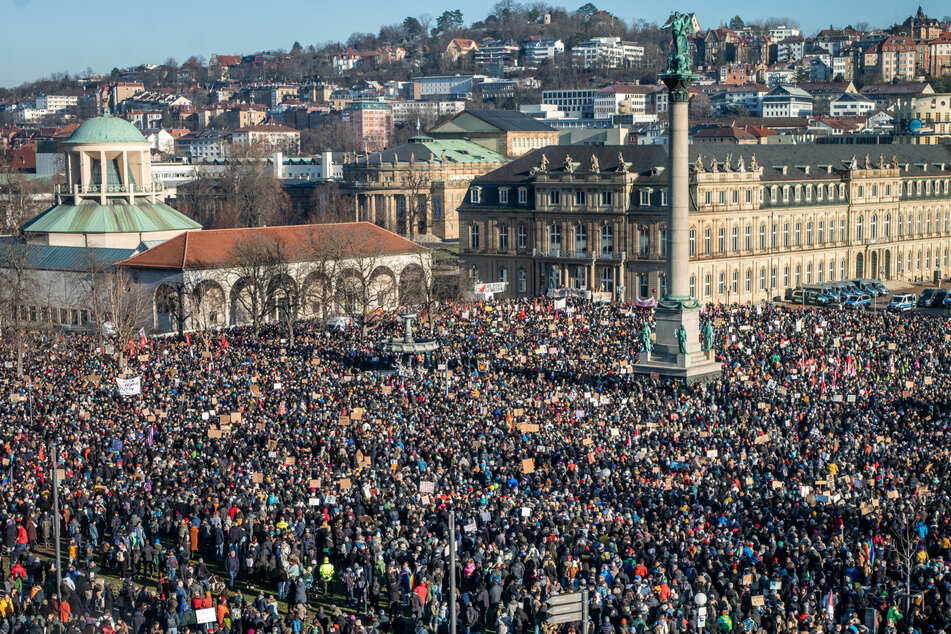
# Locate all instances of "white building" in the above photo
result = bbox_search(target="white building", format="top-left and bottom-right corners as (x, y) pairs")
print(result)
(229, 125), (301, 154)
(768, 25), (801, 41)
(176, 130), (228, 159)
(522, 39), (565, 65)
(593, 86), (654, 119)
(120, 223), (431, 332)
(145, 129), (175, 155)
(762, 85), (814, 118)
(35, 95), (79, 112)
(414, 75), (486, 99)
(571, 37), (644, 69)
(389, 100), (467, 127)
(542, 89), (596, 117)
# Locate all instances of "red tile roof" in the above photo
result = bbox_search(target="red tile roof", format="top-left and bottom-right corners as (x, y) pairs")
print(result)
(214, 55), (241, 66)
(120, 223), (427, 270)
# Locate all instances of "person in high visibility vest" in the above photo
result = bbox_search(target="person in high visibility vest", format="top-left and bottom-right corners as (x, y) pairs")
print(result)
(319, 557), (335, 595)
(717, 610), (733, 632)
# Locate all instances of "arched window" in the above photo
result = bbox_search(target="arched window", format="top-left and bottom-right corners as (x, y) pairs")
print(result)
(688, 229), (696, 257)
(884, 214), (890, 238)
(470, 223), (480, 250)
(870, 214), (877, 239)
(856, 215), (864, 241)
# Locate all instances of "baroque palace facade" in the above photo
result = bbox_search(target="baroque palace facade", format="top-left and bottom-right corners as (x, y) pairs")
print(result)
(458, 144), (951, 303)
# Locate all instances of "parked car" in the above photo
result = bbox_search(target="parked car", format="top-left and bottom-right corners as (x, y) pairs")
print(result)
(844, 294), (871, 309)
(887, 293), (917, 312)
(852, 279), (886, 297)
(943, 293), (951, 307)
(804, 288), (832, 306)
(918, 288), (947, 307)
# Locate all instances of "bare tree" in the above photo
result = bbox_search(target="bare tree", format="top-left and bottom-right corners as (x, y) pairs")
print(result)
(80, 251), (115, 351)
(333, 235), (391, 338)
(175, 167), (224, 228)
(891, 495), (927, 617)
(0, 239), (36, 377)
(218, 142), (290, 228)
(301, 231), (346, 324)
(402, 170), (430, 241)
(0, 154), (47, 233)
(307, 183), (354, 225)
(107, 267), (152, 370)
(227, 233), (286, 335)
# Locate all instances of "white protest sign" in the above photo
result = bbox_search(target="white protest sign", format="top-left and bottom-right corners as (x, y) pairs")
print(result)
(116, 376), (141, 396)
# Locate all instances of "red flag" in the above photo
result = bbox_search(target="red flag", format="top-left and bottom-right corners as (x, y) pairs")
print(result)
(185, 333), (191, 346)
(220, 334), (229, 349)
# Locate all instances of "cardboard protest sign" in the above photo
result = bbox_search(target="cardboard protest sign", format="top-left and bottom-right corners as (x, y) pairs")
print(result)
(207, 429), (223, 439)
(419, 481), (435, 494)
(751, 596), (765, 607)
(230, 412), (241, 423)
(351, 408), (364, 420)
(252, 472), (264, 484)
(338, 478), (351, 491)
(309, 479), (320, 489)
(518, 423), (539, 433)
(521, 458), (535, 474)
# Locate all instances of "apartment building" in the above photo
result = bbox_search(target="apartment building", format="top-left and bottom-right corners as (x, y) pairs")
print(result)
(571, 37), (644, 69)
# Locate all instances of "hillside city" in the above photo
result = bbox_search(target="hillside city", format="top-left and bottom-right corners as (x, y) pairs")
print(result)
(3, 5), (951, 240)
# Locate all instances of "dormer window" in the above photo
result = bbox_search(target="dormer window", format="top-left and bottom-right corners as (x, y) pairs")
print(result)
(640, 190), (650, 206)
(518, 187), (527, 204)
(499, 187), (509, 204)
(470, 187), (482, 203)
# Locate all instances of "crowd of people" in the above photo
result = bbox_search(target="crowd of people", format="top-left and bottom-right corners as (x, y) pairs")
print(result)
(0, 298), (948, 634)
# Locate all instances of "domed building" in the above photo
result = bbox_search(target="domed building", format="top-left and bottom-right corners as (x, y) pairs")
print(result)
(21, 111), (201, 248)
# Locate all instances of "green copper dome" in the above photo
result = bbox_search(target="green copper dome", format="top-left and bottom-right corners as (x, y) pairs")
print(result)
(65, 111), (148, 145)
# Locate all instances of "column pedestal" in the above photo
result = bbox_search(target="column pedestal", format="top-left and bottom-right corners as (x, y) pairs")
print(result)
(633, 306), (721, 384)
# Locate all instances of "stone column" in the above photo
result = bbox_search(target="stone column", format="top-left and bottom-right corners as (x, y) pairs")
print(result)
(99, 150), (107, 205)
(634, 24), (721, 384)
(667, 97), (690, 300)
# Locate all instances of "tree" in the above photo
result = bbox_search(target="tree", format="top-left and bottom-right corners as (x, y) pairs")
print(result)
(436, 10), (464, 33)
(227, 233), (286, 335)
(80, 251), (116, 352)
(218, 142), (290, 227)
(105, 267), (152, 370)
(307, 183), (354, 225)
(575, 2), (598, 22)
(403, 17), (424, 39)
(891, 495), (927, 618)
(400, 170), (431, 241)
(0, 239), (36, 377)
(0, 153), (46, 233)
(728, 15), (745, 30)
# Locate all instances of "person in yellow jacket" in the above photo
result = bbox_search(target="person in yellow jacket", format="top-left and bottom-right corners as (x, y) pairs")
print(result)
(319, 557), (335, 595)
